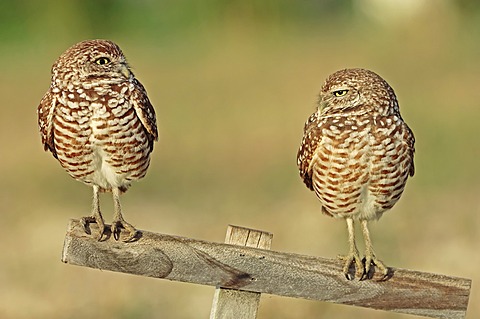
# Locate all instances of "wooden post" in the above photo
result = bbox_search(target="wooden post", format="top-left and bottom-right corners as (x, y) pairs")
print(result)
(62, 219), (471, 319)
(210, 225), (273, 319)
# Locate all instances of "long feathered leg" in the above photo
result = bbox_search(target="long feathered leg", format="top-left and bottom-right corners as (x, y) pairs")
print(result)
(361, 219), (388, 279)
(111, 187), (138, 242)
(339, 217), (364, 280)
(81, 185), (106, 240)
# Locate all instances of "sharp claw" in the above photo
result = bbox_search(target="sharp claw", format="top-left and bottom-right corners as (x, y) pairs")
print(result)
(360, 220), (390, 281)
(362, 254), (388, 280)
(110, 220), (138, 242)
(361, 257), (371, 280)
(81, 216), (105, 240)
(340, 253), (390, 281)
(339, 254), (364, 280)
(80, 217), (92, 234)
(112, 223), (120, 241)
(380, 267), (393, 281)
(360, 262), (371, 280)
(374, 260), (388, 279)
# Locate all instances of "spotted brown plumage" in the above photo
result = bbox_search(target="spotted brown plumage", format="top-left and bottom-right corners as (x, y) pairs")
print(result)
(38, 39), (158, 241)
(297, 68), (414, 279)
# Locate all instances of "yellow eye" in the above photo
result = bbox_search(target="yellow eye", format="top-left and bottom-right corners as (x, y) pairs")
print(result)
(333, 89), (348, 97)
(95, 57), (111, 65)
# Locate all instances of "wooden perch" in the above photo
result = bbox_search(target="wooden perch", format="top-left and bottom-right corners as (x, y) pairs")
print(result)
(62, 219), (471, 319)
(210, 225), (273, 319)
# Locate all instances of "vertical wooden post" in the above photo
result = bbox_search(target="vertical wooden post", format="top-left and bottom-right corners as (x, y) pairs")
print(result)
(209, 225), (273, 319)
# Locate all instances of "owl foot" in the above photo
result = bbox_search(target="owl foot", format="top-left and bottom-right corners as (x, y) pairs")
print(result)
(81, 215), (106, 241)
(361, 220), (390, 280)
(362, 254), (389, 280)
(338, 253), (364, 280)
(111, 219), (139, 242)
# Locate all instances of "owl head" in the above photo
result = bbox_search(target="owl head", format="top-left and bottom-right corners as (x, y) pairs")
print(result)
(51, 39), (133, 87)
(318, 68), (399, 116)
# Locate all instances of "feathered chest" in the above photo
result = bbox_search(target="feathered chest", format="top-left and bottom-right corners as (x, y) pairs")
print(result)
(299, 111), (414, 219)
(50, 81), (152, 189)
(51, 80), (149, 157)
(53, 82), (136, 134)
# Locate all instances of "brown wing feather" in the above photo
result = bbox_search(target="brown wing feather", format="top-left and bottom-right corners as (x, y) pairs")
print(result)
(131, 79), (158, 143)
(37, 90), (58, 158)
(297, 112), (323, 191)
(404, 122), (415, 177)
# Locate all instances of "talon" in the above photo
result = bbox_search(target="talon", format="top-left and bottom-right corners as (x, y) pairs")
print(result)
(360, 257), (370, 281)
(340, 218), (365, 280)
(81, 215), (105, 241)
(380, 267), (393, 281)
(81, 216), (93, 234)
(360, 220), (389, 280)
(362, 253), (388, 280)
(338, 253), (364, 280)
(111, 222), (120, 241)
(372, 258), (388, 278)
(110, 220), (138, 242)
(361, 256), (371, 280)
(111, 187), (138, 242)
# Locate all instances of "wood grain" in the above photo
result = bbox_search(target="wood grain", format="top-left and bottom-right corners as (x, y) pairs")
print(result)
(62, 219), (471, 319)
(210, 225), (273, 319)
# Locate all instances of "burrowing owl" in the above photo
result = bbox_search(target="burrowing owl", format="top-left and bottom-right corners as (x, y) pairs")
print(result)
(38, 39), (158, 241)
(297, 68), (414, 279)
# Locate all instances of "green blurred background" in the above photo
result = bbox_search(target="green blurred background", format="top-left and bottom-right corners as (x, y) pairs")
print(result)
(1, 0), (479, 318)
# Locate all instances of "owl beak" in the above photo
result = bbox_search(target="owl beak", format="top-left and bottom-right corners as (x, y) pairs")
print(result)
(318, 99), (328, 112)
(119, 63), (132, 79)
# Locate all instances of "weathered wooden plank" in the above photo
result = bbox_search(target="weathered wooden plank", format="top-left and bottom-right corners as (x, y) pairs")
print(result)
(210, 225), (273, 319)
(62, 219), (471, 319)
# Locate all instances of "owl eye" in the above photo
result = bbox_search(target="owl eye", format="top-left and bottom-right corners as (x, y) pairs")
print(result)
(333, 89), (348, 97)
(95, 57), (111, 65)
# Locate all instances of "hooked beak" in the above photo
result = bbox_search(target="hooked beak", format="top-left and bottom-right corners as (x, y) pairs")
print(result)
(317, 97), (328, 112)
(119, 63), (132, 79)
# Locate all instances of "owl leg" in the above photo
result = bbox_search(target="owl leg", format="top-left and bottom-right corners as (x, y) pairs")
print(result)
(81, 185), (106, 241)
(360, 219), (388, 279)
(339, 217), (364, 280)
(111, 187), (138, 242)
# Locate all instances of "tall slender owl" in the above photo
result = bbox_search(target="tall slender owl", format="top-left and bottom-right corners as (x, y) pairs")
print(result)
(297, 68), (414, 279)
(38, 39), (158, 241)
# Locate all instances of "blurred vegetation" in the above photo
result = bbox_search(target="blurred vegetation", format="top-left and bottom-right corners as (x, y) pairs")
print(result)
(0, 1), (479, 319)
(0, 0), (353, 44)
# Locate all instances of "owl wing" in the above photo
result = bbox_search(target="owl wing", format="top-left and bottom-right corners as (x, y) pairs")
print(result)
(403, 121), (415, 177)
(37, 90), (58, 158)
(130, 79), (158, 142)
(297, 112), (323, 191)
